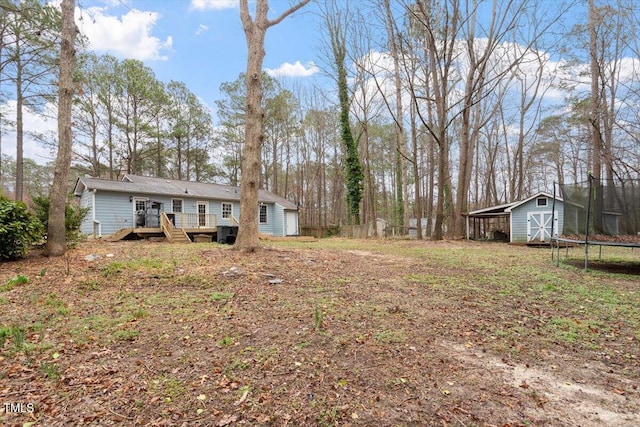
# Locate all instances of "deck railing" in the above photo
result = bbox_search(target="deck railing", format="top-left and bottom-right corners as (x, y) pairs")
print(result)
(160, 212), (174, 233)
(173, 213), (218, 229)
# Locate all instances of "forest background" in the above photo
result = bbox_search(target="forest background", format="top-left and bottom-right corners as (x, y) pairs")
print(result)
(1, 0), (640, 240)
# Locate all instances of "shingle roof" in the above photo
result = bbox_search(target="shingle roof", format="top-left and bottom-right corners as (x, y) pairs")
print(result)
(73, 174), (298, 210)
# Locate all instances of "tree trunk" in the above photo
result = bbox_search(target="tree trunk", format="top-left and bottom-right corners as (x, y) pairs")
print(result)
(589, 0), (602, 181)
(15, 65), (24, 201)
(234, 0), (309, 251)
(46, 0), (77, 257)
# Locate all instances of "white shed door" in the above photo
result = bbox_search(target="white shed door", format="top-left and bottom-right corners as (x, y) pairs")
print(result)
(285, 211), (298, 235)
(527, 211), (558, 242)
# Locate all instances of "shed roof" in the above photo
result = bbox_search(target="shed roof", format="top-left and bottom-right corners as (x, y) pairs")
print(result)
(467, 201), (516, 217)
(73, 174), (298, 210)
(466, 191), (563, 218)
(504, 191), (562, 212)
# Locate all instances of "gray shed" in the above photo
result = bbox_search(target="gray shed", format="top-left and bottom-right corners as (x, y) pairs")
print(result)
(465, 192), (564, 244)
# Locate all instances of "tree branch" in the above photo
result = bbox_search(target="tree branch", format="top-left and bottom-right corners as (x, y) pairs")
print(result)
(267, 0), (311, 28)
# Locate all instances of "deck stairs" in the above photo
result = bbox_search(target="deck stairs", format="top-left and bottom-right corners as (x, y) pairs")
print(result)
(106, 227), (134, 242)
(160, 212), (192, 243)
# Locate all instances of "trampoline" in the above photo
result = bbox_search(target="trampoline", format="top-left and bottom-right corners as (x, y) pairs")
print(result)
(551, 175), (640, 270)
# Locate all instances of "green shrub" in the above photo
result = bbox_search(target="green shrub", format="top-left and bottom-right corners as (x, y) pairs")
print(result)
(0, 195), (43, 260)
(32, 195), (89, 246)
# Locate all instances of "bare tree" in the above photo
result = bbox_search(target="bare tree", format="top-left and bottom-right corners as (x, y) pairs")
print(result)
(235, 0), (310, 251)
(45, 0), (76, 256)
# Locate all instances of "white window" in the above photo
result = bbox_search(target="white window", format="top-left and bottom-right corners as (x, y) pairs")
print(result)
(536, 197), (548, 207)
(222, 203), (232, 219)
(259, 204), (267, 224)
(172, 199), (183, 213)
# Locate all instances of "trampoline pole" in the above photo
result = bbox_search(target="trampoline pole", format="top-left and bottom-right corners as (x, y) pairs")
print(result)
(551, 183), (557, 264)
(585, 174), (594, 271)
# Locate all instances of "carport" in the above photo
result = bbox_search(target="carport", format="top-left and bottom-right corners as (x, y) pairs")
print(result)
(464, 202), (514, 241)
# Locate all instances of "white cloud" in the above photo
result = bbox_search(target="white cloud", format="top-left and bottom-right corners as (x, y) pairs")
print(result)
(78, 7), (172, 61)
(265, 61), (319, 78)
(195, 24), (210, 36)
(1, 101), (58, 163)
(189, 0), (238, 11)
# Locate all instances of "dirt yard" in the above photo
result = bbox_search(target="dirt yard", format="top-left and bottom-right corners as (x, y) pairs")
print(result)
(1, 238), (639, 426)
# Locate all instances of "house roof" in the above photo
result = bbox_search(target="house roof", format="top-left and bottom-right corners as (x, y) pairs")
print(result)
(73, 174), (298, 210)
(466, 191), (563, 217)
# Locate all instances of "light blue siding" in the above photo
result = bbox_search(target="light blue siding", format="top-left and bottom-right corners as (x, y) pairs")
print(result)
(95, 191), (136, 235)
(270, 204), (284, 236)
(79, 190), (94, 235)
(78, 190), (298, 238)
(510, 196), (564, 243)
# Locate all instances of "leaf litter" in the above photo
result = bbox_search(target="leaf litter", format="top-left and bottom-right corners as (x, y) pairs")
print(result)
(0, 238), (638, 426)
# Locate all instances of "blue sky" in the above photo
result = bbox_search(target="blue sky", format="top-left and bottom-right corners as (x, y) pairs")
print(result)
(77, 0), (323, 112)
(1, 0), (326, 163)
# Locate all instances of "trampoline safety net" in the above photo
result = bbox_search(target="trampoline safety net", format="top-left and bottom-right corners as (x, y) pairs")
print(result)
(560, 179), (640, 238)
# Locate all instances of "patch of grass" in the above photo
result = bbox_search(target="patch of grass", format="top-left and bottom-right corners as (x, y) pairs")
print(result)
(113, 329), (140, 341)
(101, 261), (124, 277)
(45, 293), (70, 316)
(0, 325), (35, 353)
(1, 274), (29, 292)
(152, 376), (185, 399)
(548, 318), (579, 343)
(374, 329), (407, 344)
(294, 341), (310, 350)
(132, 308), (149, 319)
(77, 279), (101, 292)
(40, 361), (60, 379)
(210, 291), (234, 301)
(314, 305), (324, 332)
(218, 336), (234, 347)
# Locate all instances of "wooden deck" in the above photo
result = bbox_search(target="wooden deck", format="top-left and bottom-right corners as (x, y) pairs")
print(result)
(106, 212), (219, 243)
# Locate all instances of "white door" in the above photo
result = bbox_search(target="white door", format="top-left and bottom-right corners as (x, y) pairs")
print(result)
(133, 197), (148, 227)
(197, 202), (208, 227)
(527, 211), (558, 242)
(285, 211), (298, 235)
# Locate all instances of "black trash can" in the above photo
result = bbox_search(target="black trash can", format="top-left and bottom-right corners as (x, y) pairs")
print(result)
(217, 226), (238, 244)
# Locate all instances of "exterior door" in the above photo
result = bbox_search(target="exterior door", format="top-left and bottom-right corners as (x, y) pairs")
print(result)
(133, 197), (148, 227)
(197, 202), (208, 227)
(527, 211), (558, 242)
(285, 211), (298, 235)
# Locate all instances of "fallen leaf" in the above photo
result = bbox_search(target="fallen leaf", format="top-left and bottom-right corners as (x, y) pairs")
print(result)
(217, 414), (238, 426)
(234, 389), (249, 406)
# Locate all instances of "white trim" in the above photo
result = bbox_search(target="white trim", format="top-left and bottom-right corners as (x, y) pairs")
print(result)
(221, 202), (232, 222)
(133, 197), (149, 227)
(197, 201), (209, 227)
(91, 190), (102, 238)
(259, 204), (268, 224)
(510, 209), (514, 243)
(171, 198), (184, 213)
(285, 210), (298, 236)
(505, 191), (562, 212)
(526, 210), (558, 242)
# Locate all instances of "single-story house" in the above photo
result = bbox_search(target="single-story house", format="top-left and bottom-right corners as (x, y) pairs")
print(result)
(465, 191), (564, 244)
(73, 174), (299, 242)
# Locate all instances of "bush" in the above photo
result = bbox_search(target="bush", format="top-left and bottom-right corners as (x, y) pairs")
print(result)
(32, 195), (89, 246)
(0, 195), (44, 260)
